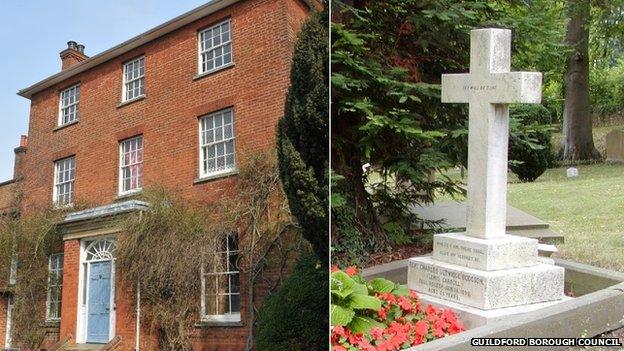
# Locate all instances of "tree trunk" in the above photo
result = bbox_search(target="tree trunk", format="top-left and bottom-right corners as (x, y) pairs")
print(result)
(331, 104), (385, 241)
(561, 0), (601, 160)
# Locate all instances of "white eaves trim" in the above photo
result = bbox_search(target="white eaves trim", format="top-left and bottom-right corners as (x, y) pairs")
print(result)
(17, 0), (240, 100)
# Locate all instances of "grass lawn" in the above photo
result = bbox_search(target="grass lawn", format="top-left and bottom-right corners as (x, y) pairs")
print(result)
(437, 163), (624, 271)
(507, 163), (624, 272)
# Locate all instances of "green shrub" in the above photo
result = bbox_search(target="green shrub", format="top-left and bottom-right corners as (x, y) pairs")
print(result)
(509, 104), (554, 182)
(590, 60), (624, 119)
(256, 254), (328, 351)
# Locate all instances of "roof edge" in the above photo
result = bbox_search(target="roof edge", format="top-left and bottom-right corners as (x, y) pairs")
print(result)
(18, 0), (240, 99)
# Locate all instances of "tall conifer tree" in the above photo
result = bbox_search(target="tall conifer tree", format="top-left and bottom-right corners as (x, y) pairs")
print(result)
(277, 9), (329, 263)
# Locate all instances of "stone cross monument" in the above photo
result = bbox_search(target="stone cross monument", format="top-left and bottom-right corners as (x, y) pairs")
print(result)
(408, 28), (564, 328)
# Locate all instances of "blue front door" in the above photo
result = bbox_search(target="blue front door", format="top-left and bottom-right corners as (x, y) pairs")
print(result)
(87, 261), (111, 343)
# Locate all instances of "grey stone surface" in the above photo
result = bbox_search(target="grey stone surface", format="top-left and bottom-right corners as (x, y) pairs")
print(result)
(432, 233), (539, 271)
(411, 201), (563, 243)
(408, 256), (564, 309)
(606, 129), (624, 163)
(416, 291), (570, 330)
(441, 28), (541, 240)
(62, 200), (150, 224)
(407, 282), (624, 351)
(363, 259), (624, 351)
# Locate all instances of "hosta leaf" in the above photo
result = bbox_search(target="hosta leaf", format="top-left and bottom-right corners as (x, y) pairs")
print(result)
(352, 282), (368, 295)
(347, 293), (382, 311)
(331, 271), (356, 299)
(331, 304), (355, 326)
(369, 278), (395, 293)
(348, 316), (385, 334)
(392, 284), (411, 297)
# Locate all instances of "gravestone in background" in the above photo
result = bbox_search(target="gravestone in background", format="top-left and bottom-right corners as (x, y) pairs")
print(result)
(407, 28), (565, 329)
(606, 129), (624, 163)
(410, 201), (564, 244)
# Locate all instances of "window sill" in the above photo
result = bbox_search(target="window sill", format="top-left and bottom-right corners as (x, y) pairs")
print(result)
(54, 203), (74, 210)
(42, 319), (60, 328)
(193, 169), (238, 185)
(117, 95), (146, 108)
(115, 190), (142, 201)
(193, 62), (235, 81)
(195, 320), (243, 328)
(54, 120), (79, 132)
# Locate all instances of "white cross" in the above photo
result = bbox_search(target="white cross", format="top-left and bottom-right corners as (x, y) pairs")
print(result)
(441, 28), (542, 239)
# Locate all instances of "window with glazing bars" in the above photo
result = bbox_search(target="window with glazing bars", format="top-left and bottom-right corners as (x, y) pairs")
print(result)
(46, 253), (63, 320)
(54, 157), (75, 206)
(199, 109), (235, 177)
(59, 84), (80, 126)
(123, 57), (145, 102)
(202, 233), (240, 321)
(198, 20), (232, 74)
(119, 136), (143, 194)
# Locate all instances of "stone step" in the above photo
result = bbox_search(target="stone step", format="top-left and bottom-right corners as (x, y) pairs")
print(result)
(408, 256), (564, 310)
(416, 291), (571, 330)
(433, 233), (540, 271)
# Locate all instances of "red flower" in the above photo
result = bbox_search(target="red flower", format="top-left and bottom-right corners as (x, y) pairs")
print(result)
(344, 266), (358, 277)
(413, 333), (425, 346)
(348, 332), (365, 345)
(333, 326), (346, 337)
(331, 265), (340, 273)
(448, 322), (463, 335)
(333, 346), (347, 351)
(433, 326), (445, 338)
(377, 292), (397, 304)
(378, 307), (387, 319)
(414, 320), (429, 337)
(442, 309), (458, 323)
(370, 327), (384, 341)
(433, 318), (448, 337)
(409, 289), (419, 299)
(397, 296), (413, 312)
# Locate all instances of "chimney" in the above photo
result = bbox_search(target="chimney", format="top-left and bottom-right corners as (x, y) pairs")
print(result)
(60, 41), (88, 70)
(13, 135), (27, 180)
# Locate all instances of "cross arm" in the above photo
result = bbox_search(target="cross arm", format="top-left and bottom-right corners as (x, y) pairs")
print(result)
(490, 72), (542, 104)
(441, 73), (471, 103)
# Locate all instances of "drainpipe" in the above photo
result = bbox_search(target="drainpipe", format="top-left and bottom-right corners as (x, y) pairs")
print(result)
(135, 281), (141, 351)
(135, 210), (143, 351)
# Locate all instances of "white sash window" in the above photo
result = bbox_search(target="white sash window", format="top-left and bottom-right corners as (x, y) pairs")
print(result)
(198, 19), (233, 74)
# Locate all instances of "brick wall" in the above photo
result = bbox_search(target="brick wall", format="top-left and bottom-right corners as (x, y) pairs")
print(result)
(0, 181), (16, 214)
(0, 296), (7, 348)
(21, 0), (308, 212)
(18, 0), (311, 349)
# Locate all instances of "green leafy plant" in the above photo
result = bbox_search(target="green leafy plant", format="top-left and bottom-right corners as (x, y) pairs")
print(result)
(331, 267), (411, 334)
(330, 267), (464, 350)
(331, 269), (382, 333)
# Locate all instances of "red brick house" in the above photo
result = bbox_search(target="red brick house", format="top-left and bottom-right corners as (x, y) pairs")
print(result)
(2, 0), (316, 349)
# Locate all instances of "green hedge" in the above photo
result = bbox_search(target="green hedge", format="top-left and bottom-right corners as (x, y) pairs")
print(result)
(256, 254), (328, 351)
(590, 61), (624, 119)
(509, 104), (554, 182)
